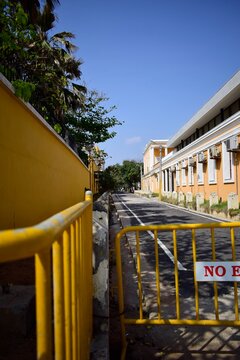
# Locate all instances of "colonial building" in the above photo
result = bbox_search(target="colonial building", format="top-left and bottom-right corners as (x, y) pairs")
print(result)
(142, 140), (169, 193)
(142, 71), (240, 209)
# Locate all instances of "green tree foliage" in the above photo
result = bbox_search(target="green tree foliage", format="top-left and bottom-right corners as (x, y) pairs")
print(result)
(64, 91), (122, 159)
(0, 0), (85, 120)
(0, 1), (35, 83)
(100, 160), (142, 192)
(0, 0), (121, 155)
(13, 0), (60, 31)
(121, 160), (142, 188)
(12, 79), (36, 102)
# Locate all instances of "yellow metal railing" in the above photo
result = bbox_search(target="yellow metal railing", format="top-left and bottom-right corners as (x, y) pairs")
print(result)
(0, 192), (93, 360)
(115, 222), (240, 359)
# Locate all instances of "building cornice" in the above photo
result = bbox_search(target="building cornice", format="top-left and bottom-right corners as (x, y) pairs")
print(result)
(162, 111), (240, 169)
(143, 139), (168, 155)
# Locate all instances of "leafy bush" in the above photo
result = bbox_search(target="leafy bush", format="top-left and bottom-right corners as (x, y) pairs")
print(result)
(210, 201), (228, 215)
(187, 195), (196, 210)
(192, 196), (197, 210)
(162, 194), (181, 206)
(178, 194), (187, 208)
(13, 80), (35, 102)
(228, 208), (240, 218)
(201, 199), (210, 213)
(161, 195), (168, 202)
(171, 197), (178, 206)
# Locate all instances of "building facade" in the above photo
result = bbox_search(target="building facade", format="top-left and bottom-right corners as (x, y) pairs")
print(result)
(142, 140), (169, 193)
(142, 71), (240, 210)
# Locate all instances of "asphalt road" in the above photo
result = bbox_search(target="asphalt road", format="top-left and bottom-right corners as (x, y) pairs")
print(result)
(112, 192), (240, 320)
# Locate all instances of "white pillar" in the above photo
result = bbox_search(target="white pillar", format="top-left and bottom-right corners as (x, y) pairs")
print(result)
(150, 146), (154, 170)
(164, 170), (168, 191)
(161, 172), (164, 193)
(169, 170), (172, 192)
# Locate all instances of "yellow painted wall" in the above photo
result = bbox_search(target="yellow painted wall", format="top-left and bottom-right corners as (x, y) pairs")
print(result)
(142, 177), (148, 192)
(0, 76), (90, 230)
(175, 144), (240, 202)
(142, 144), (168, 193)
(154, 147), (160, 160)
(152, 175), (159, 193)
(142, 173), (160, 193)
(144, 150), (150, 173)
(89, 160), (100, 194)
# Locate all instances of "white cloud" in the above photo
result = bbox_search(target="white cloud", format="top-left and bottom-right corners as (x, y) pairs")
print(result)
(125, 136), (142, 145)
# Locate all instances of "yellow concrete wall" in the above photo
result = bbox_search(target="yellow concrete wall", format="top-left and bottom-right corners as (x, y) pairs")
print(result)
(144, 150), (150, 173)
(175, 143), (240, 202)
(142, 145), (168, 193)
(0, 76), (90, 230)
(142, 176), (158, 193)
(152, 175), (159, 193)
(154, 147), (161, 160)
(167, 147), (174, 154)
(89, 160), (100, 194)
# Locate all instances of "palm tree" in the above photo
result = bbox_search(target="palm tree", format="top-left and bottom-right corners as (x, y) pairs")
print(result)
(28, 29), (86, 127)
(4, 0), (86, 128)
(10, 0), (59, 30)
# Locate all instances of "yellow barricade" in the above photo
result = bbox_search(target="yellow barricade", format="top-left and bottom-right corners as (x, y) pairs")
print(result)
(115, 222), (240, 359)
(0, 192), (93, 360)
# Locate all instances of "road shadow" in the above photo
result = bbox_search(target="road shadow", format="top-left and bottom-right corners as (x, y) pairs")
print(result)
(126, 325), (240, 359)
(112, 193), (240, 359)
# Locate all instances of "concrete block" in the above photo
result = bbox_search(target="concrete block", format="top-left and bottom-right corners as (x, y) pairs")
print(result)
(167, 191), (172, 199)
(178, 191), (184, 204)
(196, 192), (204, 211)
(172, 191), (178, 201)
(209, 192), (218, 207)
(228, 192), (239, 210)
(186, 192), (193, 204)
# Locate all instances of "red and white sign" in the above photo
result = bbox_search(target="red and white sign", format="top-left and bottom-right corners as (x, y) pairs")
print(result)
(196, 262), (240, 282)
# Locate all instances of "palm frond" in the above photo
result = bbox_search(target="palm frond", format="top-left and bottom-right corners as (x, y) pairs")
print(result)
(72, 82), (87, 94)
(52, 32), (76, 40)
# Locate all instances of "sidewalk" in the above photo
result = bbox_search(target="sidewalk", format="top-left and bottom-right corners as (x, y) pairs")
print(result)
(135, 190), (234, 223)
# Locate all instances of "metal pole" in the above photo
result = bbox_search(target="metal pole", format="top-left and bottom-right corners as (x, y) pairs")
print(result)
(159, 145), (162, 201)
(140, 165), (143, 190)
(89, 157), (92, 191)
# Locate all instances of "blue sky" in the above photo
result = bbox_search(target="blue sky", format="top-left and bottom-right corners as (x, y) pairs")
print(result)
(53, 0), (240, 166)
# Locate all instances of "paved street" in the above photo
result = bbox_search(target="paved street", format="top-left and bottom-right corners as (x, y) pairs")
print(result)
(111, 192), (240, 359)
(113, 193), (240, 360)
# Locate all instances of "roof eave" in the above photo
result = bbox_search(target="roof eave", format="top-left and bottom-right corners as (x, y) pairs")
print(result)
(167, 70), (240, 148)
